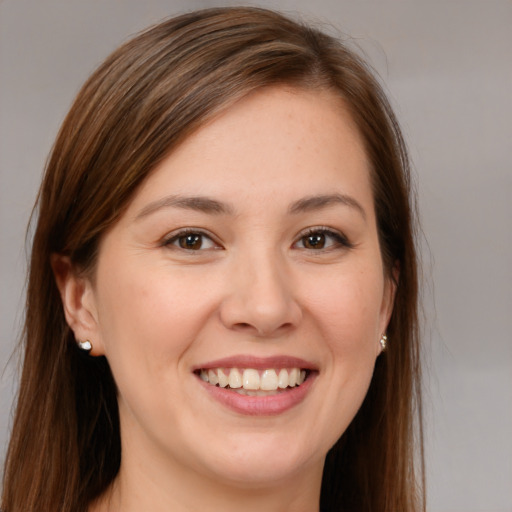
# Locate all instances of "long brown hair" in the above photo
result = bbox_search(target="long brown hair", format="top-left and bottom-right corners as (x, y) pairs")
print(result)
(2, 7), (424, 511)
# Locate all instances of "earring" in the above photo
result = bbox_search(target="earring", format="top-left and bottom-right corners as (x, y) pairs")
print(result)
(77, 340), (92, 353)
(379, 334), (388, 352)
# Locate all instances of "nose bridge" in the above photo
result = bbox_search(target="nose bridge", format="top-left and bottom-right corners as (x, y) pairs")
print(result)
(220, 243), (301, 336)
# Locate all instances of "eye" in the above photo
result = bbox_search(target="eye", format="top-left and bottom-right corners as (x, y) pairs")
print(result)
(163, 230), (219, 251)
(294, 228), (351, 251)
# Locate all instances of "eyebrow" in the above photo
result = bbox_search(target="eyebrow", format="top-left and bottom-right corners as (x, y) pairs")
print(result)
(135, 192), (366, 221)
(135, 195), (234, 219)
(288, 193), (367, 220)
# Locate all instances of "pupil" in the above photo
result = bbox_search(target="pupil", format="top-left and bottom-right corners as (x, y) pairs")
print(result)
(306, 234), (325, 249)
(180, 234), (201, 249)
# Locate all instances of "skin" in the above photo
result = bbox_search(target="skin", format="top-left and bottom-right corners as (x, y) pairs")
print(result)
(55, 86), (396, 512)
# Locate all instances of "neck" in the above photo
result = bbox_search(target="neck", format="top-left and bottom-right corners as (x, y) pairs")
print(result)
(90, 431), (323, 512)
(91, 459), (322, 512)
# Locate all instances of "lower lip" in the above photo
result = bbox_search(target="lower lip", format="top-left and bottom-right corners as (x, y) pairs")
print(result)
(197, 373), (317, 416)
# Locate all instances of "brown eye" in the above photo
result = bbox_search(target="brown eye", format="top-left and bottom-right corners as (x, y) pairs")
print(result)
(178, 234), (203, 250)
(164, 230), (218, 251)
(294, 228), (351, 251)
(302, 233), (326, 249)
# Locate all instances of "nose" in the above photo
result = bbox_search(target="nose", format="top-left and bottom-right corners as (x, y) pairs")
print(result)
(219, 252), (302, 338)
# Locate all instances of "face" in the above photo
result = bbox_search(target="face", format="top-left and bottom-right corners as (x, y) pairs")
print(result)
(79, 87), (395, 491)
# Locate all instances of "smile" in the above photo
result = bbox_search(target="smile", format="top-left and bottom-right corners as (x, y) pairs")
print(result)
(197, 367), (308, 395)
(194, 356), (317, 415)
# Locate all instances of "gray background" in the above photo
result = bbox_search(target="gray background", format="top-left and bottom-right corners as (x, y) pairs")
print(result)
(1, 1), (511, 510)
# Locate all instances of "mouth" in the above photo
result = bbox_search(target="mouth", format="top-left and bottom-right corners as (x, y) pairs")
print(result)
(194, 367), (311, 396)
(193, 356), (317, 415)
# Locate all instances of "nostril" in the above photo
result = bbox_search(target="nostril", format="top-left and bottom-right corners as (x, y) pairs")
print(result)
(234, 322), (252, 330)
(232, 321), (295, 337)
(220, 292), (302, 336)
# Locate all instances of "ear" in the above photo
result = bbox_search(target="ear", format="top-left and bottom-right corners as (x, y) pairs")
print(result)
(51, 254), (105, 356)
(377, 262), (399, 355)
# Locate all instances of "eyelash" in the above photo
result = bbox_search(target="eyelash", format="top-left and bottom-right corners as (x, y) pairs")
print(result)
(161, 228), (220, 251)
(294, 227), (353, 251)
(161, 227), (352, 252)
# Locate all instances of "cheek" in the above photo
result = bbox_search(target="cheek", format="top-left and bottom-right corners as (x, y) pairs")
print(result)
(301, 265), (384, 350)
(91, 258), (223, 435)
(303, 270), (383, 433)
(93, 257), (217, 375)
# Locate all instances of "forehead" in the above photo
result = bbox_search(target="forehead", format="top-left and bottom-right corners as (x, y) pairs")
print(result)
(124, 86), (373, 218)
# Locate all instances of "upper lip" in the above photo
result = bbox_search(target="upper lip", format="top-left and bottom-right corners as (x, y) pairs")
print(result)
(192, 355), (318, 371)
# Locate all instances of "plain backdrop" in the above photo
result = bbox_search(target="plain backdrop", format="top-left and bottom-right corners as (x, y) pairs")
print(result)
(1, 1), (511, 510)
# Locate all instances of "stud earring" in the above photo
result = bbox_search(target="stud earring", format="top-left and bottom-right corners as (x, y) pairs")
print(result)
(379, 334), (388, 352)
(77, 340), (92, 354)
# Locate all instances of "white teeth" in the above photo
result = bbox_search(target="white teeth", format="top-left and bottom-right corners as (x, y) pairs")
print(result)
(208, 369), (219, 386)
(260, 369), (278, 390)
(242, 369), (260, 390)
(218, 368), (229, 388)
(228, 368), (242, 389)
(289, 368), (298, 387)
(278, 369), (289, 389)
(199, 367), (308, 391)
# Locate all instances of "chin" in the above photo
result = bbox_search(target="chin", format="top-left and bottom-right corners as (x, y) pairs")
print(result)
(197, 432), (323, 488)
(211, 458), (311, 489)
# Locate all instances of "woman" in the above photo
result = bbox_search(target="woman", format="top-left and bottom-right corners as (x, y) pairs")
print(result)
(2, 7), (424, 512)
